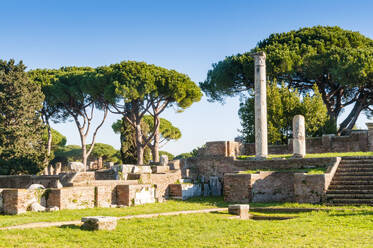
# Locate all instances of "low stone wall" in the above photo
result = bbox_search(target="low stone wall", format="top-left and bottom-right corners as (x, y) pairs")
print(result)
(243, 131), (370, 155)
(223, 158), (341, 203)
(1, 189), (45, 214)
(168, 183), (203, 200)
(116, 184), (155, 206)
(47, 187), (95, 210)
(0, 175), (62, 189)
(223, 174), (252, 203)
(181, 156), (338, 181)
(138, 170), (182, 201)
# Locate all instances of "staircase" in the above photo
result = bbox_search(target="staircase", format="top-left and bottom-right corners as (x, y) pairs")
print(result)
(326, 157), (373, 205)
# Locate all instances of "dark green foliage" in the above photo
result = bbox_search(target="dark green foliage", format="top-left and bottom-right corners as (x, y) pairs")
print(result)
(30, 67), (110, 168)
(112, 116), (181, 164)
(87, 143), (120, 163)
(159, 151), (174, 161)
(0, 60), (46, 175)
(201, 26), (373, 134)
(238, 83), (328, 144)
(174, 146), (203, 160)
(52, 145), (82, 164)
(42, 128), (66, 151)
(102, 60), (201, 164)
(112, 118), (151, 164)
(142, 115), (182, 146)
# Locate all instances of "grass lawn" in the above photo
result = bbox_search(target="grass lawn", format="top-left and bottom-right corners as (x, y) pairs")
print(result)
(1, 197), (372, 229)
(0, 197), (228, 228)
(238, 151), (373, 160)
(0, 207), (373, 247)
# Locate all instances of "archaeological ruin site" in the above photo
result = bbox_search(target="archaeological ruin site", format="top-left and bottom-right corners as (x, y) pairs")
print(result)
(1, 52), (373, 217)
(1, 5), (373, 246)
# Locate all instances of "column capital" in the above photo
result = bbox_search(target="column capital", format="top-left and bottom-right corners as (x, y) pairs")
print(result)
(252, 52), (266, 66)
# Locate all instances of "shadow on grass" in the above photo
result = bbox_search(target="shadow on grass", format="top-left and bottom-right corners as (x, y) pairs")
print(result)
(60, 224), (81, 230)
(328, 211), (373, 217)
(177, 196), (229, 208)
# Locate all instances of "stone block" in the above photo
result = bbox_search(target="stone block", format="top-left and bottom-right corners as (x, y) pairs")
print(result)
(180, 183), (202, 200)
(117, 184), (155, 206)
(228, 204), (250, 219)
(151, 166), (169, 173)
(160, 155), (169, 166)
(29, 202), (46, 212)
(81, 216), (117, 231)
(209, 176), (222, 196)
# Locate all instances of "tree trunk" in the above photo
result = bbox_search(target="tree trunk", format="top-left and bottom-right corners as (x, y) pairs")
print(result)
(338, 101), (364, 136)
(337, 93), (366, 136)
(152, 116), (160, 163)
(46, 125), (52, 158)
(82, 144), (87, 171)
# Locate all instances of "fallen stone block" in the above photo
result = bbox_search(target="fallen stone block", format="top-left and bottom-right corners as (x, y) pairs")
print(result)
(47, 206), (59, 212)
(29, 202), (46, 212)
(81, 216), (117, 231)
(228, 204), (250, 219)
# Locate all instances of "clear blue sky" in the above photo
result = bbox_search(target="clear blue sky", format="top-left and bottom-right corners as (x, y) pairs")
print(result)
(2, 0), (373, 155)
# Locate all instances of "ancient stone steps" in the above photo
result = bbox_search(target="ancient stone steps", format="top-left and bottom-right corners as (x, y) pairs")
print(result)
(339, 159), (373, 163)
(326, 193), (373, 199)
(328, 198), (373, 205)
(338, 164), (373, 168)
(328, 184), (373, 190)
(330, 180), (373, 185)
(327, 157), (373, 205)
(332, 176), (373, 181)
(326, 189), (373, 194)
(337, 168), (373, 172)
(335, 172), (373, 176)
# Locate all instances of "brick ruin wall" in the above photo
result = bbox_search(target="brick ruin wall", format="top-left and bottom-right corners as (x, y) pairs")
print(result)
(0, 167), (181, 214)
(223, 172), (328, 204)
(243, 130), (371, 155)
(180, 140), (342, 203)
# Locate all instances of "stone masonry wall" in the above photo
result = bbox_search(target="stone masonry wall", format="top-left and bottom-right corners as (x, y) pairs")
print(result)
(181, 156), (338, 181)
(243, 131), (370, 155)
(223, 174), (252, 203)
(2, 189), (44, 214)
(0, 175), (62, 189)
(223, 158), (340, 204)
(47, 187), (95, 210)
(133, 170), (181, 201)
(116, 184), (155, 206)
(251, 172), (295, 202)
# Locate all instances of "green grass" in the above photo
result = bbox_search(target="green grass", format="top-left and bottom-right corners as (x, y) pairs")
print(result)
(238, 151), (373, 160)
(0, 208), (373, 247)
(0, 197), (227, 228)
(239, 167), (326, 174)
(2, 197), (372, 229)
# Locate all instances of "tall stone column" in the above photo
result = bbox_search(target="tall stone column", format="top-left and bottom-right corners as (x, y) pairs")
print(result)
(253, 52), (268, 159)
(293, 115), (306, 158)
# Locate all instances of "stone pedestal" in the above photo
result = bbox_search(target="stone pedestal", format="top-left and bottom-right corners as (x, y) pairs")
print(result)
(293, 115), (306, 158)
(253, 52), (268, 159)
(228, 204), (250, 219)
(81, 216), (117, 231)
